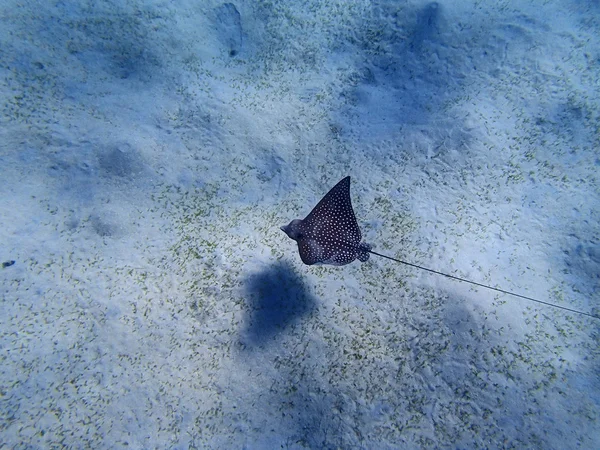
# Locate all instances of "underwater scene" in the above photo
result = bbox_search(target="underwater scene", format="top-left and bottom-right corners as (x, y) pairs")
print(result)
(1, 0), (599, 448)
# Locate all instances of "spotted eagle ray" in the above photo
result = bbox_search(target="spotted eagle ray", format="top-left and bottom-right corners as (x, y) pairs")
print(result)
(281, 176), (598, 320)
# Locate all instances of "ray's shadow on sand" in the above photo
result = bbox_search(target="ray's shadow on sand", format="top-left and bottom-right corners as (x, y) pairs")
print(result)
(241, 260), (316, 346)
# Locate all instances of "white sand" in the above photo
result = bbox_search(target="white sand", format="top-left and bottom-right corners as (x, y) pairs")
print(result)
(1, 0), (598, 447)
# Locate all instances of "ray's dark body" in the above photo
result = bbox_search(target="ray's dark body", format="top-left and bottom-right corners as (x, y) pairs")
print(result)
(281, 176), (372, 266)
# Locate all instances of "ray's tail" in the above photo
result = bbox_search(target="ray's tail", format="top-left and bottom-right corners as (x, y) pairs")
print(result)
(366, 249), (599, 320)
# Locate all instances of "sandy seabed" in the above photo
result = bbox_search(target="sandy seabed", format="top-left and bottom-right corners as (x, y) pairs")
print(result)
(1, 0), (599, 448)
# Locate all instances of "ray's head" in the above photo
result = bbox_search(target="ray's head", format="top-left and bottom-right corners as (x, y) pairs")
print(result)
(280, 219), (304, 241)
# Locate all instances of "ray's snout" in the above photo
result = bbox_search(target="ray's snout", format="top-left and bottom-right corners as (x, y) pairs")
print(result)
(280, 223), (292, 239)
(280, 219), (303, 241)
